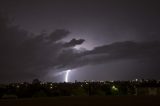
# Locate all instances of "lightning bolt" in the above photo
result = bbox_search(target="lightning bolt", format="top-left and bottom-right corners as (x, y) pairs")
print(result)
(65, 70), (71, 82)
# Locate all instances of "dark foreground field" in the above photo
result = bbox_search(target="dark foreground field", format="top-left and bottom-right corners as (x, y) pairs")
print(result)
(0, 96), (160, 106)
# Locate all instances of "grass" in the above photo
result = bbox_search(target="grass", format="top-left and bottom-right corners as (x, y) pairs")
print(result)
(0, 96), (160, 106)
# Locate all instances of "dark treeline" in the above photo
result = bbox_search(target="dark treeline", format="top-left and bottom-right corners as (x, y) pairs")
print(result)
(0, 79), (160, 99)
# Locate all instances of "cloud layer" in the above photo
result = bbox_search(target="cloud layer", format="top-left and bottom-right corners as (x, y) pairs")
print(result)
(0, 14), (160, 82)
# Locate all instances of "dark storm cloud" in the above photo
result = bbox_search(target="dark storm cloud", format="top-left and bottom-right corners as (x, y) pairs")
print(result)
(54, 41), (160, 71)
(64, 38), (85, 47)
(0, 14), (85, 82)
(1, 12), (160, 82)
(89, 41), (160, 58)
(47, 29), (70, 42)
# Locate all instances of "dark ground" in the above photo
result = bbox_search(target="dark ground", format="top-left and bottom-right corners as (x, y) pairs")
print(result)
(0, 96), (160, 106)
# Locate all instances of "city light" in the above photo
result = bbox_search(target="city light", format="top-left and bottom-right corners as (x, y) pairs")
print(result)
(112, 85), (118, 91)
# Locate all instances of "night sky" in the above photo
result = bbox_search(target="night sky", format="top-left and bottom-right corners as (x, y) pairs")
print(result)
(0, 0), (160, 83)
